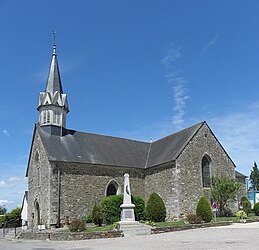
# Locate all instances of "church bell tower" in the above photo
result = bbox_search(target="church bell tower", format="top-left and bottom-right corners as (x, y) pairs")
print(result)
(37, 33), (69, 130)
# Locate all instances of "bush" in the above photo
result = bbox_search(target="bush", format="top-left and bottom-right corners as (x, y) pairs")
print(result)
(196, 196), (213, 223)
(241, 196), (252, 215)
(132, 195), (145, 221)
(92, 203), (103, 226)
(81, 214), (92, 224)
(254, 202), (259, 215)
(145, 193), (166, 222)
(236, 210), (248, 219)
(100, 194), (146, 224)
(68, 219), (86, 232)
(186, 214), (202, 224)
(101, 195), (123, 224)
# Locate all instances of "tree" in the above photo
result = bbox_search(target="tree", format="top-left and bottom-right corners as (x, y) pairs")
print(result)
(250, 162), (259, 191)
(0, 205), (7, 215)
(210, 176), (240, 216)
(5, 207), (22, 227)
(196, 196), (213, 223)
(145, 193), (166, 222)
(0, 207), (21, 228)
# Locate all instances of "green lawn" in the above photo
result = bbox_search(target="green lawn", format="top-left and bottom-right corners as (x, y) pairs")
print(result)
(85, 224), (114, 232)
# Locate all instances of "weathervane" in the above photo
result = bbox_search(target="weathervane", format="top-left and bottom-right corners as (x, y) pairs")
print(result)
(52, 30), (56, 55)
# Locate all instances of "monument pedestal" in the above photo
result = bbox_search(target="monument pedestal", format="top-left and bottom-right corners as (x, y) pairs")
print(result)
(120, 203), (135, 222)
(119, 221), (152, 237)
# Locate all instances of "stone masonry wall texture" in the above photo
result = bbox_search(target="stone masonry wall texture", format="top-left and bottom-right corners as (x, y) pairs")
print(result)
(27, 129), (51, 228)
(57, 163), (145, 225)
(176, 123), (236, 215)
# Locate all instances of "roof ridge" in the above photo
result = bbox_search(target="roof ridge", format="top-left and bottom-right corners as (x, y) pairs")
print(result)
(152, 121), (204, 144)
(69, 129), (151, 144)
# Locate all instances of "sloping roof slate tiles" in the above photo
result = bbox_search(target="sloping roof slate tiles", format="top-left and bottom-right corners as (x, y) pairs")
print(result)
(38, 122), (204, 168)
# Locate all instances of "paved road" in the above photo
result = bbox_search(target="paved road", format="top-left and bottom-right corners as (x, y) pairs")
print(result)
(1, 223), (259, 250)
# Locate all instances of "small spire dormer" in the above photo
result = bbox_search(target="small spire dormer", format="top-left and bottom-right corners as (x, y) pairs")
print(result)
(37, 32), (69, 129)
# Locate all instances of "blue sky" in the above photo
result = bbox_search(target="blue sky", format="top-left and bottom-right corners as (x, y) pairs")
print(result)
(1, 0), (259, 211)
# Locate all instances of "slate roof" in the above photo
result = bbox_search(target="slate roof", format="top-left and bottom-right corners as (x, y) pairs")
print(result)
(37, 121), (204, 168)
(235, 170), (247, 178)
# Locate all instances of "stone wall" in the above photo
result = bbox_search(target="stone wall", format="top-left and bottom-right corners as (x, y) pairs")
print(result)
(27, 128), (51, 229)
(145, 162), (177, 219)
(176, 123), (237, 215)
(19, 230), (123, 241)
(56, 163), (145, 225)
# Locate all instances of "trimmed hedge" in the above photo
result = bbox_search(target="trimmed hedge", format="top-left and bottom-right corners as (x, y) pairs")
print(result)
(145, 193), (166, 222)
(101, 195), (123, 224)
(132, 195), (145, 221)
(196, 196), (212, 223)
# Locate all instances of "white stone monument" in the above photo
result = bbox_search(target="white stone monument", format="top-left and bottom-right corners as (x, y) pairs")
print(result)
(119, 173), (151, 236)
(120, 173), (136, 222)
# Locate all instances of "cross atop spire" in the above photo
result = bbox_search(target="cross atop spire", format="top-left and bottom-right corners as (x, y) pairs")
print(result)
(52, 30), (56, 55)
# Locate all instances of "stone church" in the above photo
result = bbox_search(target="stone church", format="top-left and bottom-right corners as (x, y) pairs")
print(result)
(26, 43), (244, 229)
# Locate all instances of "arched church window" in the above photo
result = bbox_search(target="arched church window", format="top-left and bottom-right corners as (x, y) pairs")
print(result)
(56, 111), (61, 125)
(202, 155), (211, 188)
(34, 200), (40, 225)
(53, 111), (57, 124)
(42, 111), (47, 124)
(106, 180), (120, 196)
(35, 151), (39, 162)
(46, 111), (50, 123)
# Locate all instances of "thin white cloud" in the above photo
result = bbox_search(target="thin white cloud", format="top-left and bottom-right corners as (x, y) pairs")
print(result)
(0, 181), (9, 188)
(161, 46), (189, 129)
(201, 34), (219, 53)
(2, 129), (11, 138)
(0, 180), (14, 188)
(8, 176), (21, 183)
(208, 102), (259, 176)
(0, 200), (14, 206)
(0, 176), (22, 188)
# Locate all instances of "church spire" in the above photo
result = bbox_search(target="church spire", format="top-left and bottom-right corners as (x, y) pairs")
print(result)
(45, 31), (63, 95)
(37, 33), (69, 130)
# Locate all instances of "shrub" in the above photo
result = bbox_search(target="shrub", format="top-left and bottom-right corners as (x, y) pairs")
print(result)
(68, 219), (86, 232)
(92, 203), (103, 226)
(254, 202), (259, 215)
(186, 214), (202, 224)
(236, 210), (248, 219)
(196, 196), (213, 223)
(145, 193), (166, 222)
(100, 194), (146, 224)
(241, 196), (252, 215)
(101, 195), (123, 224)
(132, 195), (145, 221)
(81, 214), (92, 224)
